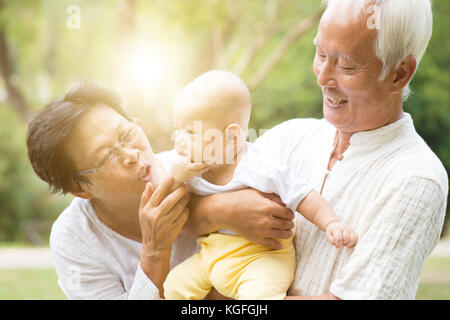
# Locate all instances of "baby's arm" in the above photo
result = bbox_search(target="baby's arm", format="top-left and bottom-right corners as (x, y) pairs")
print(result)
(169, 155), (209, 191)
(297, 190), (358, 248)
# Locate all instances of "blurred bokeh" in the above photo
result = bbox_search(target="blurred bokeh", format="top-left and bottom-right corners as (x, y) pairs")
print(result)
(0, 0), (448, 299)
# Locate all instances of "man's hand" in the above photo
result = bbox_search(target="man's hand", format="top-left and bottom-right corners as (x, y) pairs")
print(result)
(188, 188), (296, 250)
(325, 221), (358, 248)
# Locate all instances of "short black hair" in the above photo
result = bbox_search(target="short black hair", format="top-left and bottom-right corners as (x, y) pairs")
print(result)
(26, 82), (130, 194)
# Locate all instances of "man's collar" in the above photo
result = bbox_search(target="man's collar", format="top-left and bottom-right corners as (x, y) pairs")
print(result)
(348, 113), (414, 148)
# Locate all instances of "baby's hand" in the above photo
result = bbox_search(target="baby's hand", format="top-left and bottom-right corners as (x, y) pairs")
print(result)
(325, 221), (358, 249)
(170, 155), (210, 186)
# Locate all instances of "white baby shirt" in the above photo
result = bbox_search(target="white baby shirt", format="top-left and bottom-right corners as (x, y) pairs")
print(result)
(188, 142), (313, 235)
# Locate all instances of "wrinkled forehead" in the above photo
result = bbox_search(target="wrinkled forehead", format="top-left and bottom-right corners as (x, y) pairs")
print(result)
(322, 0), (374, 27)
(317, 1), (378, 54)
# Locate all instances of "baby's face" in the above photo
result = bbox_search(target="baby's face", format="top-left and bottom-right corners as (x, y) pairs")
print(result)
(173, 105), (227, 165)
(174, 96), (248, 167)
(173, 115), (201, 162)
(173, 71), (251, 166)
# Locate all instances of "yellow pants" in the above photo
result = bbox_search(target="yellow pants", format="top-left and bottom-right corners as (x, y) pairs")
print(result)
(163, 232), (295, 300)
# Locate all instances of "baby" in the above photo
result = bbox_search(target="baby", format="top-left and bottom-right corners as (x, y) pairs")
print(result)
(164, 70), (358, 300)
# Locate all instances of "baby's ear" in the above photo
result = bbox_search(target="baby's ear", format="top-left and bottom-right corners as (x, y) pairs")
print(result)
(225, 123), (242, 141)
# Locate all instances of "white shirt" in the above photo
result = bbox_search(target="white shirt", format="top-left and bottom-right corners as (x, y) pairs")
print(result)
(189, 142), (313, 234)
(253, 113), (448, 299)
(50, 152), (195, 300)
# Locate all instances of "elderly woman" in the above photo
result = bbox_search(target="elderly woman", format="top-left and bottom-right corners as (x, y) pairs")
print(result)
(186, 0), (448, 300)
(26, 84), (196, 299)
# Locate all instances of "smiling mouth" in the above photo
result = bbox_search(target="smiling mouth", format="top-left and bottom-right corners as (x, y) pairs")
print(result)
(138, 163), (152, 182)
(325, 95), (348, 106)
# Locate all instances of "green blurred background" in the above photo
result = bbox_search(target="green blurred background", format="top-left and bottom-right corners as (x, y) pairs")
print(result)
(0, 0), (448, 299)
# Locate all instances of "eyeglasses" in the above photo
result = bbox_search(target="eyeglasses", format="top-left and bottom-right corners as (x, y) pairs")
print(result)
(78, 118), (141, 176)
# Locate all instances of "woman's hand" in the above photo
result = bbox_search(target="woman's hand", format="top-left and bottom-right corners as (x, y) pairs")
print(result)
(139, 175), (190, 251)
(138, 175), (190, 295)
(188, 188), (296, 250)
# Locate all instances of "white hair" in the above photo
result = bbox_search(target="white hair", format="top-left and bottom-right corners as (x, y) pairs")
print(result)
(322, 0), (433, 100)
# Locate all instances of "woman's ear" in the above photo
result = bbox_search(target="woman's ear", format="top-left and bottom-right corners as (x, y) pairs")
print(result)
(71, 185), (94, 200)
(72, 190), (93, 199)
(391, 55), (417, 94)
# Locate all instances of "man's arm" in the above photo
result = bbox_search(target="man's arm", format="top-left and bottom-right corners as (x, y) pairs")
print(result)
(285, 293), (341, 300)
(186, 188), (296, 250)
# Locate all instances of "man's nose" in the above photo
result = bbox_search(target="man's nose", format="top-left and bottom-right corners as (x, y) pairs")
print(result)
(317, 60), (337, 88)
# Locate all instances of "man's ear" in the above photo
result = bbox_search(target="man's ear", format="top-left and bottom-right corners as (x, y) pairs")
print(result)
(391, 55), (417, 94)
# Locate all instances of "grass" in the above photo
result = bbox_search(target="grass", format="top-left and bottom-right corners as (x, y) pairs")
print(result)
(416, 283), (450, 300)
(416, 256), (450, 300)
(0, 257), (449, 300)
(0, 242), (50, 248)
(0, 269), (66, 300)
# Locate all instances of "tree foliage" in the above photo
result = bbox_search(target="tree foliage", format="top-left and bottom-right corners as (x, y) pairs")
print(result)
(0, 0), (448, 242)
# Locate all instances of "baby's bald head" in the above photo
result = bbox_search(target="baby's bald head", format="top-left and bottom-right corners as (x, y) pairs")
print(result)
(174, 70), (251, 130)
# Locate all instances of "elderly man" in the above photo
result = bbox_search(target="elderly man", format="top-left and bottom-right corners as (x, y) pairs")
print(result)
(188, 0), (448, 299)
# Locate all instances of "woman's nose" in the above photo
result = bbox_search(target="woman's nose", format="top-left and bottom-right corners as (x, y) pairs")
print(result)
(120, 147), (139, 167)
